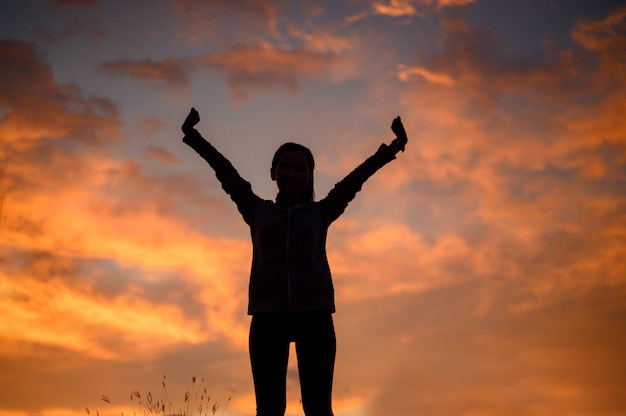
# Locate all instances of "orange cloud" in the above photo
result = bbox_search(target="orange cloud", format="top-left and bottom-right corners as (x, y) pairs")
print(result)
(572, 6), (626, 56)
(319, 8), (626, 323)
(0, 271), (206, 360)
(0, 41), (118, 154)
(0, 40), (254, 362)
(0, 147), (253, 356)
(286, 26), (355, 54)
(372, 0), (418, 17)
(348, 0), (477, 22)
(396, 64), (457, 86)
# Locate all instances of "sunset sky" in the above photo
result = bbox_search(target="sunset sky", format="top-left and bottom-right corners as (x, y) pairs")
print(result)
(1, 1), (625, 415)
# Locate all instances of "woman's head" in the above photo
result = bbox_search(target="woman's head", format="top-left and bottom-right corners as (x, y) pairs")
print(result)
(271, 142), (315, 201)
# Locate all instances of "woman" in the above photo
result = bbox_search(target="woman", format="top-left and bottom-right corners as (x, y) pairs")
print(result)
(181, 108), (407, 416)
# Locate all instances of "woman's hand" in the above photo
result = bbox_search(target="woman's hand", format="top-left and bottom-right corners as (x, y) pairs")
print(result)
(390, 116), (408, 153)
(182, 107), (200, 135)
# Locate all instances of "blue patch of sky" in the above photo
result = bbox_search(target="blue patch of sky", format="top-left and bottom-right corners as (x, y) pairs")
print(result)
(387, 176), (476, 239)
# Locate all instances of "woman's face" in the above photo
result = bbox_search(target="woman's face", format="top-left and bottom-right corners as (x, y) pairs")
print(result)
(273, 149), (311, 196)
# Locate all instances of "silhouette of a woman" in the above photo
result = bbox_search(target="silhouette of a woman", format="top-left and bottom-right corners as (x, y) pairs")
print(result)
(181, 108), (407, 416)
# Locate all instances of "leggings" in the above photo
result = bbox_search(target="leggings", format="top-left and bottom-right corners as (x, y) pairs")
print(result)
(249, 312), (336, 416)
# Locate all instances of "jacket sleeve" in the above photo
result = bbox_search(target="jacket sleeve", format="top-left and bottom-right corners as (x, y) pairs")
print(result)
(183, 129), (256, 225)
(322, 143), (397, 224)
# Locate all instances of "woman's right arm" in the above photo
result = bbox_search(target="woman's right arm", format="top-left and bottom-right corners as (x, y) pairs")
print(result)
(181, 108), (256, 224)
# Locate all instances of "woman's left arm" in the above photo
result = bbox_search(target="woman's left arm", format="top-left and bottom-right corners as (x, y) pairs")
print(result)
(323, 116), (408, 222)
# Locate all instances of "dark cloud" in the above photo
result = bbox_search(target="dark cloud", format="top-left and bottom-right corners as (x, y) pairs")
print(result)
(173, 0), (280, 42)
(199, 45), (341, 99)
(0, 40), (119, 194)
(98, 44), (342, 99)
(0, 40), (119, 144)
(174, 0), (278, 20)
(0, 40), (232, 235)
(98, 58), (191, 88)
(146, 145), (181, 165)
(52, 0), (100, 7)
(419, 7), (626, 106)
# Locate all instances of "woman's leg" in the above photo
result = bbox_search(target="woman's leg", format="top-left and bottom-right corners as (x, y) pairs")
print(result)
(295, 313), (336, 416)
(249, 314), (290, 416)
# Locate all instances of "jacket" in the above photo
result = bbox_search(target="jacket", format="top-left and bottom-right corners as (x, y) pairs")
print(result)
(183, 129), (396, 314)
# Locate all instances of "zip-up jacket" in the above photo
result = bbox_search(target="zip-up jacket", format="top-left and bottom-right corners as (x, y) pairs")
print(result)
(183, 129), (397, 314)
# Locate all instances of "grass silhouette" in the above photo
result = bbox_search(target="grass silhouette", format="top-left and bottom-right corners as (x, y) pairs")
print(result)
(86, 374), (230, 416)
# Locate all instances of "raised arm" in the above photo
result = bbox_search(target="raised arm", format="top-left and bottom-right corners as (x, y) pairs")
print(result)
(181, 108), (256, 224)
(181, 107), (201, 136)
(390, 116), (408, 154)
(322, 116), (409, 223)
